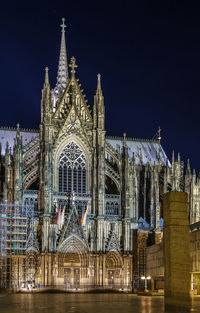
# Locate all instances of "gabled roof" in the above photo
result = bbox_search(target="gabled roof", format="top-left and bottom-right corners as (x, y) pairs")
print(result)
(0, 127), (170, 167)
(106, 136), (170, 166)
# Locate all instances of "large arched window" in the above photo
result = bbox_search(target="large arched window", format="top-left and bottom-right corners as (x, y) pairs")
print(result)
(58, 141), (86, 194)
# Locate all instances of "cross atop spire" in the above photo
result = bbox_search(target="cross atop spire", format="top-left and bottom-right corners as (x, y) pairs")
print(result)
(69, 56), (77, 76)
(52, 18), (69, 109)
(61, 18), (66, 32)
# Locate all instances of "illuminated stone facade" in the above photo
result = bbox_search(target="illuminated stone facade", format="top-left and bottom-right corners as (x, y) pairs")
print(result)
(0, 20), (199, 291)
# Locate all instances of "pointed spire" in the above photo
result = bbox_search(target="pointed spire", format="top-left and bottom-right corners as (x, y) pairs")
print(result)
(186, 159), (191, 174)
(96, 73), (102, 96)
(55, 18), (69, 95)
(41, 68), (52, 123)
(44, 67), (50, 87)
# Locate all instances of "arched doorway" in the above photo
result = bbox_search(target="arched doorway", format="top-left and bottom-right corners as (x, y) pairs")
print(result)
(105, 252), (122, 288)
(57, 235), (88, 289)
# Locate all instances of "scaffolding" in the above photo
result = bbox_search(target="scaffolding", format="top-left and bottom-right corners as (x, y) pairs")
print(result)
(0, 203), (38, 289)
(0, 208), (7, 288)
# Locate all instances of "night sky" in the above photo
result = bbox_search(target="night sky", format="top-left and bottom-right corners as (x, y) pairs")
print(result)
(0, 1), (200, 172)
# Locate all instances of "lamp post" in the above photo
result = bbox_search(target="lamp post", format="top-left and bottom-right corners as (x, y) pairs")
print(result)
(141, 275), (151, 292)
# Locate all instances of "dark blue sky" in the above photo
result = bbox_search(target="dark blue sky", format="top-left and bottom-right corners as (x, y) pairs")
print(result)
(1, 1), (200, 172)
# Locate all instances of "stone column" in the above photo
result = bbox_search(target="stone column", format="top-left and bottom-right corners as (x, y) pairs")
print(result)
(163, 191), (191, 312)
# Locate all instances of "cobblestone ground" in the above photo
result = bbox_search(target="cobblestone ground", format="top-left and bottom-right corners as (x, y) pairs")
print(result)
(0, 293), (200, 313)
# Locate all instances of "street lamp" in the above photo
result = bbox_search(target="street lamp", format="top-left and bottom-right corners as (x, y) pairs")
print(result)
(141, 276), (151, 291)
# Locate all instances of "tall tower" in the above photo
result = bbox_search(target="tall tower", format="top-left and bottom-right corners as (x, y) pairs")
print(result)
(40, 19), (69, 251)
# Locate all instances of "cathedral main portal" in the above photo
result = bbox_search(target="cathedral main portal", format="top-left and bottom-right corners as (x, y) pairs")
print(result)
(63, 253), (81, 289)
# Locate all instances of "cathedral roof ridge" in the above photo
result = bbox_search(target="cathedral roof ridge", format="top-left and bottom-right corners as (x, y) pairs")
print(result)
(0, 126), (39, 133)
(106, 135), (159, 144)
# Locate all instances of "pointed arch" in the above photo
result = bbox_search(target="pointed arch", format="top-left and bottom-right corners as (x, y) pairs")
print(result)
(53, 134), (91, 193)
(57, 234), (88, 253)
(105, 251), (123, 269)
(57, 234), (88, 268)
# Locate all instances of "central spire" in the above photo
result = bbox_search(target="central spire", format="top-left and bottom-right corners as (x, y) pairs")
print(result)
(52, 18), (69, 110)
(56, 18), (69, 92)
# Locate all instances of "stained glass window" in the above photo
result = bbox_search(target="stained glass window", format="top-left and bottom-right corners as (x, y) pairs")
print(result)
(58, 142), (86, 194)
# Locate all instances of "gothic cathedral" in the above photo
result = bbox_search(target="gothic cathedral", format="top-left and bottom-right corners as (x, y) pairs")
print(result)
(0, 19), (199, 291)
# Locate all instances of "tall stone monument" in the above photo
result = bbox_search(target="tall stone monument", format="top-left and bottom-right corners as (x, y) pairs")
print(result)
(163, 191), (191, 312)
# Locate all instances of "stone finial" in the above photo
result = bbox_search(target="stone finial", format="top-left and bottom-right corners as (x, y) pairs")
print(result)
(69, 56), (78, 76)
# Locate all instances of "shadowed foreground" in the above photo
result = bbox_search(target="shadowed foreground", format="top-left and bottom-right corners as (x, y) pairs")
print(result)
(0, 294), (200, 313)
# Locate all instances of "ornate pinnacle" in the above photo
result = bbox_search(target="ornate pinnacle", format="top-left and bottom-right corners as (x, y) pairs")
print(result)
(123, 132), (126, 147)
(97, 73), (101, 88)
(187, 159), (191, 173)
(69, 56), (77, 76)
(61, 18), (66, 33)
(44, 67), (49, 86)
(16, 123), (21, 143)
(158, 126), (161, 144)
(96, 73), (103, 96)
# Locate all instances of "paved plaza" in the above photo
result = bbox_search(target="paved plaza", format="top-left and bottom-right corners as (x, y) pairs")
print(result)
(0, 293), (200, 313)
